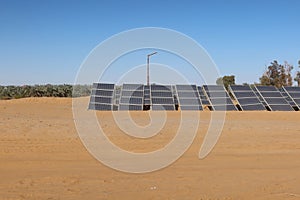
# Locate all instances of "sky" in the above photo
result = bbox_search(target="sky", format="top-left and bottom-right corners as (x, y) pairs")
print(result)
(0, 0), (300, 85)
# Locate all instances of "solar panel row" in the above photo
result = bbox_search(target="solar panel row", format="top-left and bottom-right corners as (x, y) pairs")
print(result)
(176, 85), (202, 110)
(203, 85), (236, 111)
(151, 85), (175, 110)
(89, 83), (115, 110)
(254, 86), (293, 111)
(88, 83), (300, 112)
(282, 86), (300, 109)
(119, 84), (144, 110)
(229, 85), (265, 111)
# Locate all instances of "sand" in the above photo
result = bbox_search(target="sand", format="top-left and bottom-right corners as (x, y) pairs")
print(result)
(1, 97), (300, 200)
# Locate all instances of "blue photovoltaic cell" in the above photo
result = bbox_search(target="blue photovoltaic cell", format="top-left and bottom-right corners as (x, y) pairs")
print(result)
(206, 91), (229, 98)
(93, 83), (115, 90)
(151, 91), (173, 97)
(176, 85), (197, 91)
(292, 99), (300, 104)
(210, 98), (233, 105)
(88, 103), (112, 110)
(120, 97), (143, 104)
(122, 84), (144, 91)
(91, 89), (113, 96)
(233, 91), (256, 98)
(237, 98), (261, 105)
(284, 87), (300, 92)
(241, 104), (265, 111)
(177, 91), (199, 98)
(260, 92), (283, 98)
(265, 98), (289, 105)
(255, 86), (278, 92)
(180, 105), (203, 110)
(213, 105), (237, 111)
(288, 93), (300, 99)
(267, 104), (294, 111)
(179, 98), (201, 105)
(90, 96), (112, 104)
(144, 99), (151, 104)
(201, 100), (210, 105)
(151, 85), (172, 91)
(121, 90), (143, 97)
(203, 85), (225, 91)
(151, 98), (174, 105)
(229, 85), (253, 91)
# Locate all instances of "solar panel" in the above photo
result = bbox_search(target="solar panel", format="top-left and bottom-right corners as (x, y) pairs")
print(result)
(175, 84), (197, 91)
(255, 86), (278, 92)
(121, 90), (143, 97)
(151, 97), (174, 104)
(151, 85), (172, 91)
(90, 96), (112, 104)
(230, 85), (253, 91)
(88, 103), (112, 111)
(281, 86), (300, 109)
(180, 105), (202, 110)
(122, 84), (144, 91)
(91, 89), (113, 96)
(203, 85), (236, 111)
(120, 97), (143, 104)
(151, 91), (173, 97)
(176, 85), (203, 110)
(228, 85), (265, 111)
(213, 105), (237, 111)
(89, 83), (115, 111)
(254, 86), (293, 111)
(93, 83), (115, 90)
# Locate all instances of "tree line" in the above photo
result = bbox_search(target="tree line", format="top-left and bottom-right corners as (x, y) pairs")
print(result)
(0, 84), (91, 100)
(217, 60), (300, 89)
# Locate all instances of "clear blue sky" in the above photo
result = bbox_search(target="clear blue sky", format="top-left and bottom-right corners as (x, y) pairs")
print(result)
(1, 0), (300, 85)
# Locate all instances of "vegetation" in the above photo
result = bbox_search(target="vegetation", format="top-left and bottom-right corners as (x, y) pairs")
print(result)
(294, 60), (300, 86)
(0, 84), (91, 100)
(259, 60), (293, 88)
(216, 75), (235, 90)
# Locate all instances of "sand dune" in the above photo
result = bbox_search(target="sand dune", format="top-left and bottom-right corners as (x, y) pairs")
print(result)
(1, 98), (300, 199)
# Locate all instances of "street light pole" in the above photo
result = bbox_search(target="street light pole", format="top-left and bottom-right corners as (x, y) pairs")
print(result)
(147, 52), (157, 86)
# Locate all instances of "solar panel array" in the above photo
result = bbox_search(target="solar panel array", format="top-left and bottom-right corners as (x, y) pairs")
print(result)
(229, 85), (265, 111)
(254, 86), (294, 111)
(150, 85), (175, 110)
(176, 85), (203, 110)
(282, 86), (300, 109)
(89, 83), (115, 110)
(119, 84), (144, 110)
(88, 83), (300, 111)
(203, 85), (237, 111)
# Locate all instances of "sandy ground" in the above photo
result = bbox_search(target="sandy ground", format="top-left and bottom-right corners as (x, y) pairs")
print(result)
(1, 97), (300, 200)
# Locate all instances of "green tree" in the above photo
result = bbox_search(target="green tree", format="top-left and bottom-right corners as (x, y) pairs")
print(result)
(216, 75), (235, 89)
(294, 60), (300, 86)
(259, 60), (293, 88)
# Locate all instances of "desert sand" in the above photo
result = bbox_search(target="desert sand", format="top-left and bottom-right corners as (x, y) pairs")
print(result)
(1, 97), (300, 200)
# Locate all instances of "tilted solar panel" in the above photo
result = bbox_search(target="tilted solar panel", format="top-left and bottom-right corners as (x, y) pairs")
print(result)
(93, 83), (115, 90)
(229, 85), (266, 111)
(254, 86), (293, 111)
(122, 84), (144, 91)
